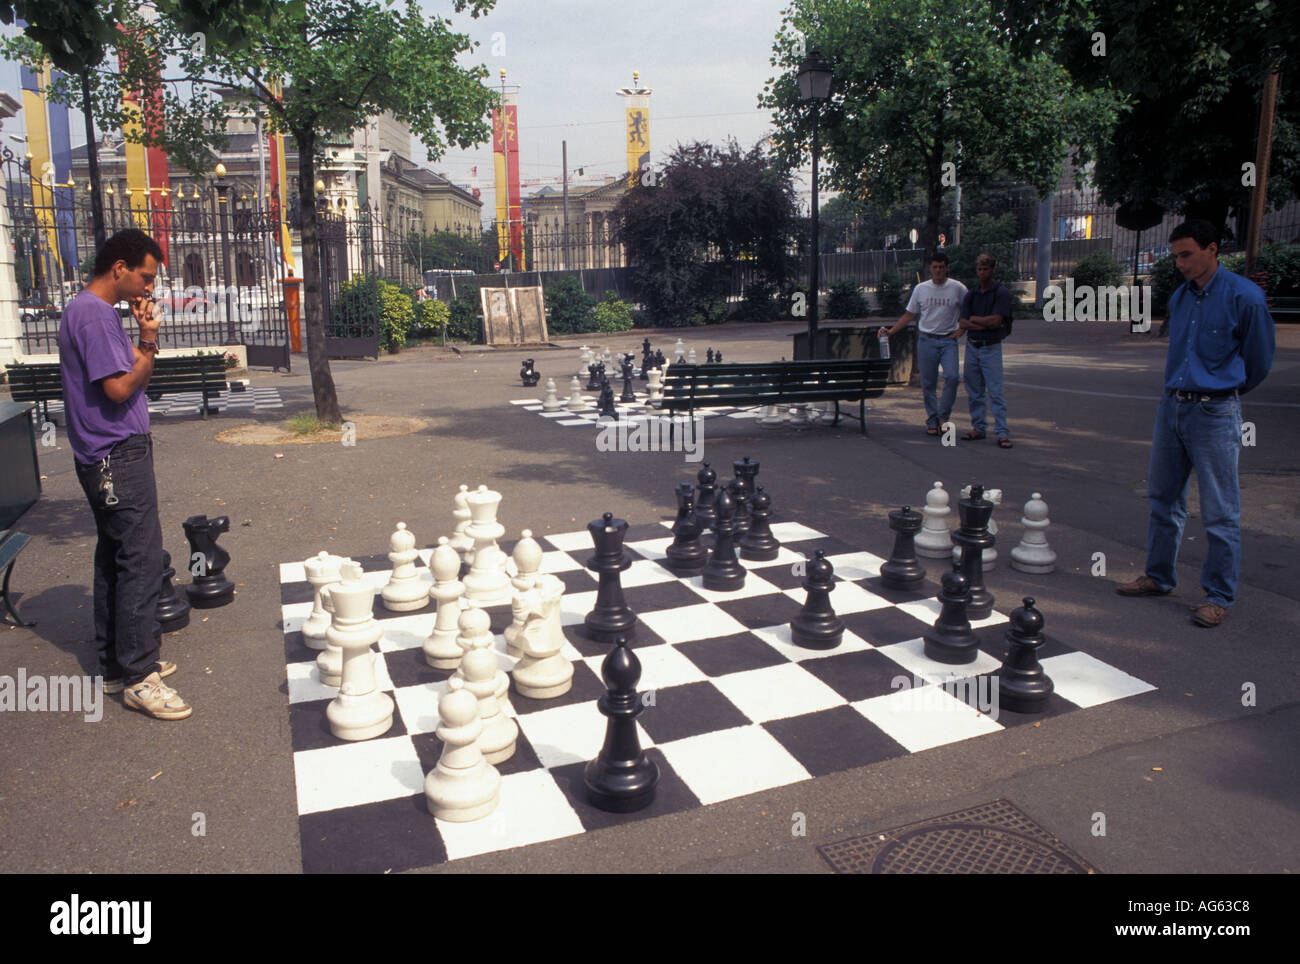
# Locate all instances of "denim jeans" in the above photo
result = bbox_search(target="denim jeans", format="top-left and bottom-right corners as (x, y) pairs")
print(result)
(74, 434), (163, 684)
(964, 341), (1008, 438)
(916, 333), (959, 427)
(1144, 395), (1242, 607)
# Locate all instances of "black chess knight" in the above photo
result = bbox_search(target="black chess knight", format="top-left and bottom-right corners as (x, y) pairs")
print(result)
(597, 379), (619, 420)
(583, 513), (636, 643)
(520, 358), (540, 386)
(183, 514), (234, 607)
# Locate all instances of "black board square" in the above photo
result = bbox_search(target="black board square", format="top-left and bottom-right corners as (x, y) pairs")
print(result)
(715, 591), (806, 630)
(674, 631), (788, 677)
(841, 606), (934, 647)
(763, 706), (908, 777)
(799, 648), (919, 703)
(299, 795), (445, 874)
(383, 646), (452, 690)
(288, 697), (409, 753)
(635, 680), (750, 743)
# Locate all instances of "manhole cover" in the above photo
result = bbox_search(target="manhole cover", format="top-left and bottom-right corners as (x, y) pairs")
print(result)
(817, 799), (1098, 874)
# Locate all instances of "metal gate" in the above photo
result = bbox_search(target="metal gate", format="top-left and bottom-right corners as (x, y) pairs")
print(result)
(318, 209), (379, 359)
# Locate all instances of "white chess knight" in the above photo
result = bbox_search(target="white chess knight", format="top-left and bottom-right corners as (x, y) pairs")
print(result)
(1010, 492), (1057, 574)
(462, 485), (511, 605)
(450, 484), (475, 564)
(381, 522), (428, 611)
(320, 562), (395, 742)
(460, 647), (518, 765)
(301, 551), (344, 648)
(566, 376), (587, 412)
(541, 378), (563, 412)
(505, 531), (543, 656)
(954, 485), (1001, 570)
(915, 481), (953, 559)
(314, 556), (356, 685)
(424, 677), (501, 822)
(424, 537), (466, 669)
(511, 573), (573, 700)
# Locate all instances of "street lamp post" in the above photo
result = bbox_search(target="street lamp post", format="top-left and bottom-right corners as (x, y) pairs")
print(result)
(798, 51), (832, 358)
(215, 162), (235, 343)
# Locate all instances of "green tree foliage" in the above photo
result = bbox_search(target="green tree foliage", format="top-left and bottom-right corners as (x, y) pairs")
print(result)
(592, 291), (635, 333)
(761, 0), (1117, 254)
(405, 229), (497, 274)
(543, 276), (596, 334)
(334, 276), (413, 353)
(876, 271), (905, 316)
(825, 281), (870, 319)
(613, 140), (801, 327)
(942, 213), (1019, 285)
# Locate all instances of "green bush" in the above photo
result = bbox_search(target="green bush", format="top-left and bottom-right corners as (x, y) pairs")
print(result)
(332, 275), (413, 352)
(875, 271), (905, 316)
(1149, 255), (1180, 317)
(825, 280), (870, 319)
(729, 281), (784, 322)
(446, 281), (482, 342)
(592, 291), (635, 332)
(1253, 243), (1300, 296)
(544, 275), (596, 334)
(1070, 251), (1126, 290)
(411, 298), (449, 339)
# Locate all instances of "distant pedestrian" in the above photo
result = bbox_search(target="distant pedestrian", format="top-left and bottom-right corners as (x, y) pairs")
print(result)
(58, 228), (193, 719)
(885, 251), (967, 436)
(958, 253), (1013, 447)
(1115, 220), (1274, 628)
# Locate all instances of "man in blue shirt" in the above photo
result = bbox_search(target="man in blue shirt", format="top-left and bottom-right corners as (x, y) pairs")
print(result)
(1116, 220), (1275, 627)
(958, 253), (1013, 447)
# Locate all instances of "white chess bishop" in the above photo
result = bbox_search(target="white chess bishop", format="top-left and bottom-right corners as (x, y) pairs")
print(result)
(541, 378), (563, 412)
(319, 561), (394, 742)
(461, 647), (518, 765)
(954, 485), (1001, 570)
(381, 522), (428, 611)
(462, 485), (511, 605)
(450, 484), (475, 564)
(424, 537), (467, 669)
(301, 551), (344, 648)
(915, 481), (953, 558)
(511, 573), (573, 699)
(314, 556), (356, 685)
(1010, 492), (1057, 574)
(505, 530), (543, 656)
(425, 678), (501, 822)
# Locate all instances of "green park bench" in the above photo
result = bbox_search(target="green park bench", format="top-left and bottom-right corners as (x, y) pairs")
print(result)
(5, 353), (229, 421)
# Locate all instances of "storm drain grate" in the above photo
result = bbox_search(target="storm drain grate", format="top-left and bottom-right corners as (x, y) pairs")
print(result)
(817, 798), (1098, 874)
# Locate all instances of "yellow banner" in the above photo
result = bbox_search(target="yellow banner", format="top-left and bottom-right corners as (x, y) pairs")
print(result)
(626, 106), (649, 188)
(20, 67), (62, 277)
(121, 99), (150, 221)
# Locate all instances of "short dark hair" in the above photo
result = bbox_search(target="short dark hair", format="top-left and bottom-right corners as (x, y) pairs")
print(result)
(975, 253), (997, 267)
(93, 229), (164, 277)
(929, 251), (949, 266)
(1169, 219), (1219, 250)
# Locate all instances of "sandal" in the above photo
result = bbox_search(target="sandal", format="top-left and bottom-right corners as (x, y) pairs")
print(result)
(961, 430), (986, 441)
(998, 437), (1013, 448)
(925, 425), (939, 436)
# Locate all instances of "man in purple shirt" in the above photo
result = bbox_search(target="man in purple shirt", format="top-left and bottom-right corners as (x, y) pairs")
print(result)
(59, 229), (193, 719)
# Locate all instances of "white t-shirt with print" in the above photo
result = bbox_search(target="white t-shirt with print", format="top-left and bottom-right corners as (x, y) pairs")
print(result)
(906, 278), (968, 334)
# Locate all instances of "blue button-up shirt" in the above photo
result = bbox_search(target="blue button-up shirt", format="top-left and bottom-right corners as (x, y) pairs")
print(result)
(1164, 264), (1274, 394)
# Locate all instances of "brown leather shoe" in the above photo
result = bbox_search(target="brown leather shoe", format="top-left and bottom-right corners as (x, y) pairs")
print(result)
(1115, 575), (1171, 597)
(1192, 603), (1227, 628)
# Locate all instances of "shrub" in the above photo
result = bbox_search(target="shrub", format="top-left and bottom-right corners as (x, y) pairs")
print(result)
(411, 298), (449, 339)
(875, 271), (904, 316)
(1149, 255), (1180, 317)
(592, 291), (635, 332)
(446, 281), (482, 342)
(333, 275), (413, 352)
(729, 281), (784, 322)
(544, 275), (595, 334)
(1254, 243), (1300, 296)
(825, 280), (869, 319)
(1070, 251), (1126, 290)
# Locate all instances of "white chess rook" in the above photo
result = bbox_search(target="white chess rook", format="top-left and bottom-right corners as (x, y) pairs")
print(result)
(511, 573), (573, 699)
(381, 522), (428, 611)
(424, 678), (501, 822)
(915, 481), (953, 558)
(322, 560), (395, 740)
(301, 551), (343, 648)
(1010, 492), (1058, 574)
(462, 485), (512, 605)
(424, 537), (467, 669)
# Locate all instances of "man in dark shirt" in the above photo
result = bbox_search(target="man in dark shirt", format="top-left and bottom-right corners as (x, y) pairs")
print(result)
(958, 253), (1013, 447)
(58, 229), (192, 719)
(1116, 220), (1274, 627)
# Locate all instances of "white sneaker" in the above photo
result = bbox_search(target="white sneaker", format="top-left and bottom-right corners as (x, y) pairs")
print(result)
(123, 671), (193, 721)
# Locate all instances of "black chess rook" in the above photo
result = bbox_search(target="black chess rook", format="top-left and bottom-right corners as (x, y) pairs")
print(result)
(998, 597), (1054, 712)
(923, 564), (979, 664)
(583, 512), (636, 643)
(880, 505), (926, 591)
(183, 514), (234, 608)
(701, 487), (746, 592)
(790, 550), (844, 649)
(585, 634), (659, 813)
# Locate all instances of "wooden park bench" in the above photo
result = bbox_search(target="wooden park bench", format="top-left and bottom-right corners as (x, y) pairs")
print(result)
(0, 529), (34, 626)
(5, 353), (228, 421)
(658, 358), (894, 439)
(1269, 295), (1300, 325)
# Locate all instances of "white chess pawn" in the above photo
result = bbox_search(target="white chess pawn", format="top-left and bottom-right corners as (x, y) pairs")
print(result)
(424, 538), (466, 669)
(454, 604), (494, 663)
(505, 530), (543, 656)
(301, 551), (343, 648)
(541, 378), (563, 412)
(450, 484), (475, 564)
(462, 485), (511, 605)
(674, 337), (685, 363)
(381, 522), (428, 611)
(1010, 492), (1057, 574)
(915, 481), (953, 559)
(687, 347), (697, 364)
(954, 485), (1001, 570)
(566, 375), (587, 412)
(323, 561), (394, 741)
(511, 573), (573, 699)
(424, 677), (501, 822)
(461, 647), (518, 765)
(758, 404), (785, 427)
(314, 556), (355, 685)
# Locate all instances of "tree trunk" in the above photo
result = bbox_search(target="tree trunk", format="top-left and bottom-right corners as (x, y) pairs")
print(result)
(296, 128), (343, 424)
(921, 129), (944, 255)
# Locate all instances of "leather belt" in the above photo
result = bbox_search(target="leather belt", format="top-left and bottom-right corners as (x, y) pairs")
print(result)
(920, 331), (954, 338)
(1169, 389), (1237, 402)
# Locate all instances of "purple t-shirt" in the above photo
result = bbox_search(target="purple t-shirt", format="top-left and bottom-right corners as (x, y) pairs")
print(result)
(57, 291), (150, 464)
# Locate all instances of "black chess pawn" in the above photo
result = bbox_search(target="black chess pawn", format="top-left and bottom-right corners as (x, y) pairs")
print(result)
(701, 487), (746, 591)
(998, 597), (1054, 713)
(583, 512), (636, 644)
(585, 634), (659, 813)
(791, 550), (844, 649)
(654, 349), (666, 370)
(739, 486), (780, 561)
(923, 564), (979, 664)
(664, 483), (708, 574)
(694, 462), (718, 532)
(880, 505), (926, 591)
(586, 362), (601, 391)
(953, 484), (996, 619)
(715, 350), (722, 362)
(597, 379), (619, 420)
(183, 514), (234, 607)
(706, 348), (715, 364)
(619, 357), (636, 402)
(642, 337), (651, 356)
(156, 549), (191, 633)
(520, 358), (539, 386)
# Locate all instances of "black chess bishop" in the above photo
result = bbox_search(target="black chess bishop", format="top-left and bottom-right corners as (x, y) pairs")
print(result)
(585, 634), (659, 813)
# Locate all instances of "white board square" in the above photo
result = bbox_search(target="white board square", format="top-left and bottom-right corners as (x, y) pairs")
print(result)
(294, 736), (424, 814)
(1041, 651), (1157, 707)
(658, 725), (810, 805)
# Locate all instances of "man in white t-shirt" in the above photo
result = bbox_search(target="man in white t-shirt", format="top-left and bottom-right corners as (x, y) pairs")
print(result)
(885, 252), (968, 435)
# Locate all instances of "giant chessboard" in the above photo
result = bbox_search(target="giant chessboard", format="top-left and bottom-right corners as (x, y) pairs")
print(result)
(278, 520), (1155, 873)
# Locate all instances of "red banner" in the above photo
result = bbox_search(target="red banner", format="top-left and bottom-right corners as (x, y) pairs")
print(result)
(504, 103), (522, 269)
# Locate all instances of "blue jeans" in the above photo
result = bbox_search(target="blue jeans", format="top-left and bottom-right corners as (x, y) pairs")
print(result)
(1144, 395), (1242, 607)
(916, 333), (959, 427)
(965, 341), (1008, 438)
(74, 434), (164, 684)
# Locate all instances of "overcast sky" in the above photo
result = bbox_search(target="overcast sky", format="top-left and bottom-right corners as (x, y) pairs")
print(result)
(1, 0), (811, 214)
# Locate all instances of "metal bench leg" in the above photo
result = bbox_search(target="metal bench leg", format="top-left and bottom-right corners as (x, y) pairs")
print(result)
(860, 397), (867, 436)
(1, 563), (35, 627)
(832, 400), (841, 427)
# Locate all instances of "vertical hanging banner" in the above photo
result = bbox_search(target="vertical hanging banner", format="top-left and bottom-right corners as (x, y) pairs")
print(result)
(18, 62), (63, 287)
(45, 69), (79, 282)
(491, 71), (523, 269)
(268, 78), (294, 270)
(617, 71), (652, 188)
(115, 24), (171, 261)
(492, 105), (508, 263)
